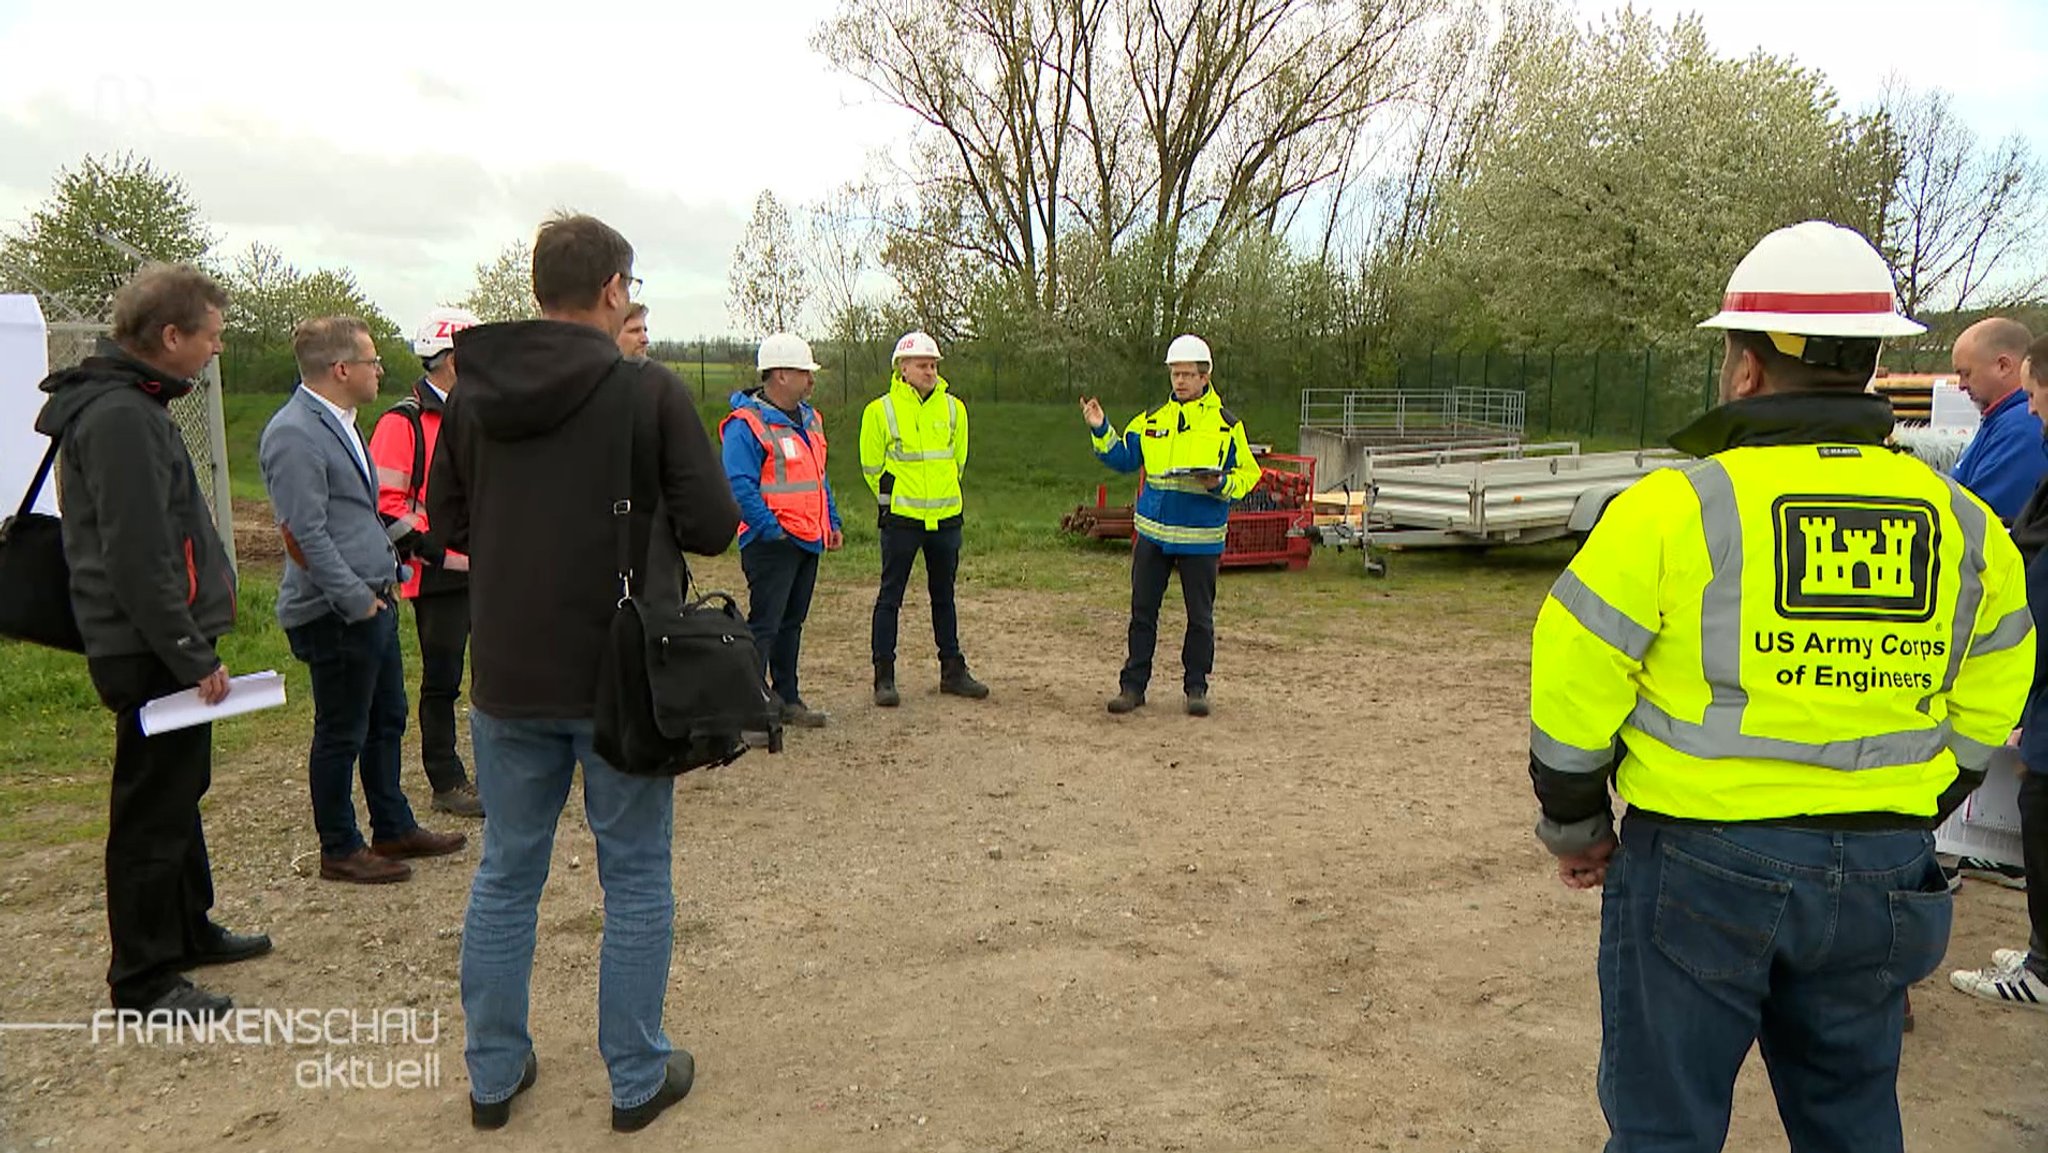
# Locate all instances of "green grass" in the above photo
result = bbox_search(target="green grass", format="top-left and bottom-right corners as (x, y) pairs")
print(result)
(0, 574), (309, 852)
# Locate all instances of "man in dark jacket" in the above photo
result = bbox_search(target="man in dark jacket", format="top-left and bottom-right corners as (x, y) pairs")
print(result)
(32, 263), (269, 1020)
(429, 214), (738, 1134)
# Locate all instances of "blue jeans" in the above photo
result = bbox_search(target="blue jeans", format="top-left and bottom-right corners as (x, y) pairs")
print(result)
(459, 710), (677, 1109)
(740, 537), (820, 705)
(284, 606), (417, 856)
(1598, 816), (1953, 1153)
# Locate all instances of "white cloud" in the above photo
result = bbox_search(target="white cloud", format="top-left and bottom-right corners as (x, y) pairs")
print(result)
(0, 0), (2040, 336)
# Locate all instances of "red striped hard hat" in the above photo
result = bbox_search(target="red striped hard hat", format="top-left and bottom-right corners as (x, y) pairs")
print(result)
(1698, 221), (1924, 339)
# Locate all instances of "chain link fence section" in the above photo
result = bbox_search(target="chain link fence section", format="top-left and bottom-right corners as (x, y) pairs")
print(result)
(45, 322), (237, 570)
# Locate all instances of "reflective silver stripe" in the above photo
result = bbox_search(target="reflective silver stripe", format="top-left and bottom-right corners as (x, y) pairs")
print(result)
(881, 394), (957, 461)
(890, 493), (959, 511)
(1949, 731), (2003, 772)
(1629, 698), (1953, 771)
(762, 480), (823, 495)
(1973, 605), (2033, 656)
(1531, 724), (1615, 774)
(1923, 477), (1989, 712)
(1684, 460), (1748, 732)
(385, 519), (414, 543)
(1132, 513), (1226, 544)
(1551, 570), (1654, 661)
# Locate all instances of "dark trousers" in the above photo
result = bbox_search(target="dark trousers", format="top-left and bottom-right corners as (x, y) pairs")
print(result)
(740, 538), (821, 705)
(285, 606), (418, 857)
(872, 520), (963, 664)
(87, 652), (218, 1007)
(412, 589), (471, 793)
(1599, 818), (1950, 1153)
(2025, 771), (2048, 979)
(1122, 536), (1220, 695)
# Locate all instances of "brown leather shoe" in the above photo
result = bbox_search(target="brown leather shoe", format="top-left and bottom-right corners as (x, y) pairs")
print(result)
(321, 848), (412, 885)
(371, 827), (467, 860)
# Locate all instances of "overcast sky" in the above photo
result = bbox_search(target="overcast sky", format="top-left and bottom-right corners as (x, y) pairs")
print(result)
(0, 0), (2042, 341)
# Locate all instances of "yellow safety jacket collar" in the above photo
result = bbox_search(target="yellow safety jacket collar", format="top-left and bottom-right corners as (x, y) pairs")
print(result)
(1669, 391), (1896, 458)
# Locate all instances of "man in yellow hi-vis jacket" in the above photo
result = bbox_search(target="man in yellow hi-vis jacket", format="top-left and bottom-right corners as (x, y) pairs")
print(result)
(860, 331), (989, 707)
(1529, 220), (2033, 1152)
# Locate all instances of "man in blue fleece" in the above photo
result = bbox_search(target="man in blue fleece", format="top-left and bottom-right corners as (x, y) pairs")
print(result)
(1951, 317), (2044, 521)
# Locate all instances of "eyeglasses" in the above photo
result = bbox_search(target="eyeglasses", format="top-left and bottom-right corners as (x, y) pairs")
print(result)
(619, 274), (643, 300)
(338, 357), (384, 370)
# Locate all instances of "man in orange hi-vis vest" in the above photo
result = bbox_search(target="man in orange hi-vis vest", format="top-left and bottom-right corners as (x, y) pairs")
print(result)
(721, 332), (843, 729)
(368, 306), (483, 817)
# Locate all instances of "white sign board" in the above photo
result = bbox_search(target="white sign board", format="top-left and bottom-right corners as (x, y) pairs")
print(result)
(0, 294), (55, 516)
(1934, 752), (2026, 868)
(1928, 376), (1981, 436)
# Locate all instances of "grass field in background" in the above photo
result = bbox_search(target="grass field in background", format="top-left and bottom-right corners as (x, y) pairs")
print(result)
(217, 385), (1308, 549)
(7, 378), (1592, 853)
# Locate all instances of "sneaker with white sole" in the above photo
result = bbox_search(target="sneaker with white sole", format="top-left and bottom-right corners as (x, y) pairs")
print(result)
(1950, 961), (2048, 1011)
(1991, 948), (2032, 975)
(1956, 856), (2028, 890)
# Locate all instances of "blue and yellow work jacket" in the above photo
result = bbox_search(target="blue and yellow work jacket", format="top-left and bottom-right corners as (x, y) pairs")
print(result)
(1091, 388), (1261, 555)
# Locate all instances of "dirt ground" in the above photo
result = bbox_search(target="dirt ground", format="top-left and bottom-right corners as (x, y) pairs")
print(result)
(1, 550), (2044, 1152)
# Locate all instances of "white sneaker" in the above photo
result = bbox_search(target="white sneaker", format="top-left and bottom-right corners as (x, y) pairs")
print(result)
(1991, 948), (2031, 976)
(1950, 960), (2048, 1011)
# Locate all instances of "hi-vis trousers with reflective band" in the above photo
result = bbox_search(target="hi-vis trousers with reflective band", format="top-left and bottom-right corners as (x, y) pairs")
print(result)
(1530, 445), (2033, 823)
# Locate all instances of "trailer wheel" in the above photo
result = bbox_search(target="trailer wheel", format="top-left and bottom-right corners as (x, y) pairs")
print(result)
(1364, 547), (1390, 578)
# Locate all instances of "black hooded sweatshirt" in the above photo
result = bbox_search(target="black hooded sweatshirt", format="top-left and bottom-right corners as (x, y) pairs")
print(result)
(428, 319), (738, 718)
(32, 342), (236, 685)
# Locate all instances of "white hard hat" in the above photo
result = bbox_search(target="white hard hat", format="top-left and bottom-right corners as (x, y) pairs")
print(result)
(1164, 334), (1213, 366)
(892, 331), (942, 361)
(757, 332), (820, 372)
(412, 307), (481, 358)
(1698, 221), (1924, 339)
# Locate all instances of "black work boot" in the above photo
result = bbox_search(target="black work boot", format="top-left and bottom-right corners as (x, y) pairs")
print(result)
(873, 662), (900, 708)
(939, 657), (989, 699)
(1106, 689), (1145, 715)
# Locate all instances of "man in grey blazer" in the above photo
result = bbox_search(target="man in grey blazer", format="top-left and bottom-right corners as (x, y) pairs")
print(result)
(260, 316), (465, 884)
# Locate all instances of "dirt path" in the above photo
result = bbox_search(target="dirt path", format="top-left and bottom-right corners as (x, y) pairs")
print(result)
(1, 555), (2042, 1151)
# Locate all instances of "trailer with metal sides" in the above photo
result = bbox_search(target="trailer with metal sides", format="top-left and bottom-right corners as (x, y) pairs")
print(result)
(1309, 445), (1685, 575)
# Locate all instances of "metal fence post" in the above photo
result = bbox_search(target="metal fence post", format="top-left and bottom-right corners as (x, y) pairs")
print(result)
(1587, 347), (1602, 438)
(697, 339), (707, 402)
(1545, 348), (1556, 435)
(1638, 346), (1653, 448)
(201, 358), (236, 573)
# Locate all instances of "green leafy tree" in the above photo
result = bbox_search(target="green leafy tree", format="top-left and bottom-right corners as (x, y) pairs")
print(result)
(221, 242), (396, 344)
(1407, 10), (1893, 348)
(0, 152), (213, 319)
(452, 240), (538, 322)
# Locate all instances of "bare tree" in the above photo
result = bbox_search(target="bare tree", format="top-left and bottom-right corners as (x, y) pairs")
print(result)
(817, 0), (1433, 337)
(1875, 80), (2046, 316)
(802, 182), (887, 341)
(728, 190), (810, 335)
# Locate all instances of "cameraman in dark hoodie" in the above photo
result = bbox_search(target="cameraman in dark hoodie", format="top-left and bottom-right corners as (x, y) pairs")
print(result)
(33, 263), (270, 1021)
(429, 214), (738, 1134)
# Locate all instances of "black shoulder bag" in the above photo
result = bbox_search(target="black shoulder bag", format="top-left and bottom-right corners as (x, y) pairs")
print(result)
(0, 435), (85, 652)
(591, 364), (782, 776)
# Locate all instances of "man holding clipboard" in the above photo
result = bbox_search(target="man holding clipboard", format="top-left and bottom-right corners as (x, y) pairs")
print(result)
(1080, 334), (1261, 717)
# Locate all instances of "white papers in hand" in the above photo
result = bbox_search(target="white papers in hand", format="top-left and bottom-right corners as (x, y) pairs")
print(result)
(139, 670), (288, 736)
